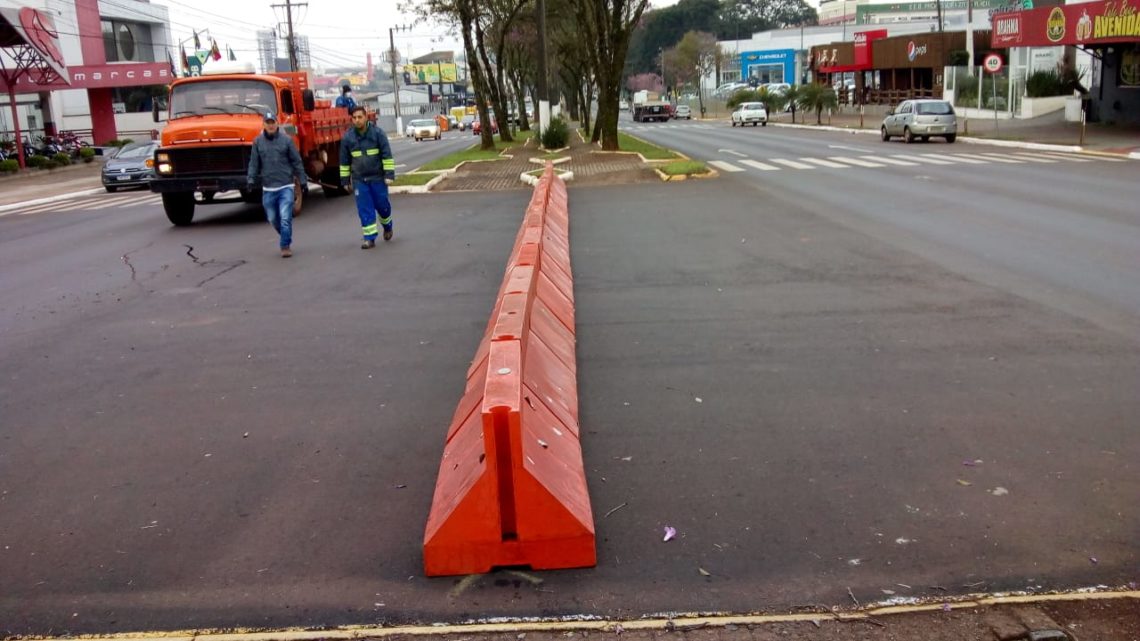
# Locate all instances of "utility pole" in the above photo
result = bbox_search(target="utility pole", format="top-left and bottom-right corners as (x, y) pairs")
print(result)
(389, 25), (411, 135)
(535, 0), (550, 133)
(269, 0), (306, 72)
(966, 0), (976, 76)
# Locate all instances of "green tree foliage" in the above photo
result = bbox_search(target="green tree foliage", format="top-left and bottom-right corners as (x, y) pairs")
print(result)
(666, 31), (721, 109)
(796, 82), (837, 125)
(625, 0), (720, 76)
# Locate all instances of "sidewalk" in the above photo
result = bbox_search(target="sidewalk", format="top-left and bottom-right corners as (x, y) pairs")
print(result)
(762, 106), (1140, 156)
(0, 161), (104, 207)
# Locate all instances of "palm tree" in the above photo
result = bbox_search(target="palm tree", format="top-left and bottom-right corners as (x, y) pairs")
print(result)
(754, 87), (787, 119)
(782, 84), (804, 124)
(797, 83), (839, 125)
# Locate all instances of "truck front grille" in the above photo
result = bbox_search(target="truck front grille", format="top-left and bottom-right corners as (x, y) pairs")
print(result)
(169, 146), (249, 175)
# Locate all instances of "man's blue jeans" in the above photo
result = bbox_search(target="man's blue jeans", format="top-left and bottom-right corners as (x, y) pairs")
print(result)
(262, 186), (294, 249)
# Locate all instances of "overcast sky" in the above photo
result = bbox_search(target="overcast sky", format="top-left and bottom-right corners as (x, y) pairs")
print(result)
(153, 0), (696, 72)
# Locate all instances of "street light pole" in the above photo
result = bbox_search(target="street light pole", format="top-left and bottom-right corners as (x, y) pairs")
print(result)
(535, 0), (550, 133)
(389, 25), (410, 135)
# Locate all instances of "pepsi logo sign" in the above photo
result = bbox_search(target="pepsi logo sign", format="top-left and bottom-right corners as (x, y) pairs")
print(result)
(906, 40), (928, 62)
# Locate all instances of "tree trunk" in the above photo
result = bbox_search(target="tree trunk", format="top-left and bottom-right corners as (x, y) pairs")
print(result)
(475, 18), (513, 142)
(459, 1), (495, 150)
(512, 73), (530, 131)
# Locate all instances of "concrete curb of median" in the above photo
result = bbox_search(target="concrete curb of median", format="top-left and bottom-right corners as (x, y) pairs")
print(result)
(48, 588), (1140, 641)
(389, 169), (453, 195)
(0, 187), (104, 215)
(520, 169), (574, 186)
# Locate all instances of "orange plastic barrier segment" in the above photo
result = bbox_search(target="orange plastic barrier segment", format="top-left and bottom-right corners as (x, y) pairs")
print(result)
(423, 165), (595, 577)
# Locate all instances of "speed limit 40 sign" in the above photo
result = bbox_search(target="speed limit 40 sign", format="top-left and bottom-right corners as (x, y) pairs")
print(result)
(983, 53), (1004, 74)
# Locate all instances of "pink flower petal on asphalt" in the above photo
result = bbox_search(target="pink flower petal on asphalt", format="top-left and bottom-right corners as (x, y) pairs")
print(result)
(663, 526), (677, 542)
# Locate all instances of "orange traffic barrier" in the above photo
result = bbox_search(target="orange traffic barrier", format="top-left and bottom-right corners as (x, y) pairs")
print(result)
(423, 163), (594, 577)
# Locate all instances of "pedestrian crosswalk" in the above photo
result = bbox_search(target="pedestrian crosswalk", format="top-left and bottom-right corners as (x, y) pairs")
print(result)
(701, 150), (1125, 175)
(1, 191), (163, 218)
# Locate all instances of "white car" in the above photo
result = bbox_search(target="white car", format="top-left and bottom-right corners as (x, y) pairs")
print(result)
(409, 118), (441, 141)
(731, 102), (768, 127)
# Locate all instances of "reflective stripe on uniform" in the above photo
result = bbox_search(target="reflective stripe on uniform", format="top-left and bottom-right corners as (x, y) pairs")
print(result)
(366, 148), (380, 155)
(362, 223), (379, 236)
(339, 165), (351, 176)
(379, 216), (392, 226)
(382, 159), (395, 169)
(350, 150), (363, 157)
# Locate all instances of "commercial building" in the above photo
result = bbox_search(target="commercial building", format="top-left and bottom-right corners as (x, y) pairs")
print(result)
(1, 0), (174, 151)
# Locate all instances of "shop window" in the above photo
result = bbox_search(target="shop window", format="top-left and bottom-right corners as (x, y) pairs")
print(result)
(110, 85), (168, 113)
(1121, 48), (1140, 87)
(101, 20), (155, 63)
(748, 64), (785, 84)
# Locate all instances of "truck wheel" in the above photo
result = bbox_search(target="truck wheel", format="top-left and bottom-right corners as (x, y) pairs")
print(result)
(162, 192), (195, 226)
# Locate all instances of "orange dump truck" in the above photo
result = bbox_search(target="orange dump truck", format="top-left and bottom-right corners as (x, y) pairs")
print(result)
(150, 63), (355, 226)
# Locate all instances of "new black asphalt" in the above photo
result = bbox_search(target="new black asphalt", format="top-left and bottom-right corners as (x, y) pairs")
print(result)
(1, 130), (1137, 635)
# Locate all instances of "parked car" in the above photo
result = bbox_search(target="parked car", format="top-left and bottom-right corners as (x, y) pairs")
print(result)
(673, 105), (692, 120)
(731, 102), (768, 127)
(763, 82), (791, 96)
(101, 141), (158, 192)
(458, 115), (475, 131)
(881, 99), (957, 143)
(409, 118), (441, 141)
(714, 82), (749, 98)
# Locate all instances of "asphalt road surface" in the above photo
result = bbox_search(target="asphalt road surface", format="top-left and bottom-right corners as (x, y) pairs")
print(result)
(1, 124), (1137, 636)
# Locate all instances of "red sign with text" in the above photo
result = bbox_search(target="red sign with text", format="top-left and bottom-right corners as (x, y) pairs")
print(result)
(1, 63), (175, 92)
(854, 29), (889, 67)
(992, 0), (1140, 47)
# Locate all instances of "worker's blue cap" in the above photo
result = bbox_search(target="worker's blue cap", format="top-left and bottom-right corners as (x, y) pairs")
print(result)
(263, 112), (277, 122)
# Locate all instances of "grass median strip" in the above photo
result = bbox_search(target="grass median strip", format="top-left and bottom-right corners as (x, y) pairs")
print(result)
(617, 132), (682, 160)
(390, 173), (438, 187)
(414, 132), (534, 172)
(659, 160), (710, 176)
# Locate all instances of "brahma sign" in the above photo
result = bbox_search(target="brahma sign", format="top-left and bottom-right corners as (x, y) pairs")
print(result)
(992, 0), (1140, 47)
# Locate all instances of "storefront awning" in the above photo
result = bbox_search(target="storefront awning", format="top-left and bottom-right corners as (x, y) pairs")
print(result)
(0, 7), (70, 92)
(991, 0), (1140, 48)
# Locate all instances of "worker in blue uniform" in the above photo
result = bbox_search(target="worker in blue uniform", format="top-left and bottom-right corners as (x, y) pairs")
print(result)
(339, 106), (395, 249)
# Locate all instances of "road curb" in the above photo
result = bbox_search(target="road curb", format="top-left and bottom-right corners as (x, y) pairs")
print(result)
(0, 187), (104, 215)
(767, 122), (1127, 155)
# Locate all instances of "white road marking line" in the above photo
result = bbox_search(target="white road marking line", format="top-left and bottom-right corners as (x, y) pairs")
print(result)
(861, 155), (917, 166)
(708, 160), (745, 173)
(928, 154), (990, 164)
(16, 200), (79, 215)
(1033, 151), (1094, 162)
(974, 153), (1026, 164)
(829, 156), (885, 168)
(769, 158), (815, 169)
(1007, 153), (1058, 163)
(828, 144), (874, 153)
(799, 157), (849, 168)
(117, 196), (163, 209)
(891, 154), (955, 165)
(718, 149), (747, 157)
(740, 159), (781, 171)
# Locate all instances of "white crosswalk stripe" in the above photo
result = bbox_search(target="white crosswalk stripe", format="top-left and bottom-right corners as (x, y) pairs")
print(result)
(1034, 151), (1094, 162)
(890, 154), (956, 165)
(800, 157), (849, 168)
(708, 160), (745, 173)
(770, 158), (815, 169)
(830, 156), (886, 168)
(16, 200), (79, 215)
(975, 153), (1027, 164)
(118, 195), (163, 209)
(860, 155), (917, 166)
(739, 159), (780, 171)
(1007, 153), (1058, 163)
(939, 154), (992, 164)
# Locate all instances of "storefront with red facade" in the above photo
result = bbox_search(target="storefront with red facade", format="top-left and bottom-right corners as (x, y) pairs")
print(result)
(991, 0), (1140, 123)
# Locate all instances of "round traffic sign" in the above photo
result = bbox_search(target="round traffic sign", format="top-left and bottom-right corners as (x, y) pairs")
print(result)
(983, 53), (1004, 74)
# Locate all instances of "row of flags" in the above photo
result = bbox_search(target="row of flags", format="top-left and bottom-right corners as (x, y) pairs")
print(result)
(165, 32), (238, 77)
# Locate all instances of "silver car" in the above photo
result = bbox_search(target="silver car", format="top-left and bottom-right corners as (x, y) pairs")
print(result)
(409, 118), (441, 141)
(881, 99), (957, 144)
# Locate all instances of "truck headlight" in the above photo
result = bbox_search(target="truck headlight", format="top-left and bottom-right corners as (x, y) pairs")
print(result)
(156, 153), (170, 162)
(157, 163), (173, 175)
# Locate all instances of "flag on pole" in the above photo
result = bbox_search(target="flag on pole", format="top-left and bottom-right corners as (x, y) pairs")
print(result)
(193, 30), (201, 50)
(180, 47), (190, 73)
(167, 48), (177, 76)
(209, 39), (222, 61)
(227, 45), (236, 62)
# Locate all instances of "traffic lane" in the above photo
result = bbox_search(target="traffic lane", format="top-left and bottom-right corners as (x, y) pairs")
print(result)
(388, 131), (473, 172)
(568, 180), (1139, 613)
(703, 150), (1140, 339)
(0, 189), (531, 634)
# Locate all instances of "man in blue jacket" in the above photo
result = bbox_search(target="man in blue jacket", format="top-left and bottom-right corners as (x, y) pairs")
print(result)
(335, 85), (356, 114)
(339, 106), (395, 249)
(248, 112), (305, 257)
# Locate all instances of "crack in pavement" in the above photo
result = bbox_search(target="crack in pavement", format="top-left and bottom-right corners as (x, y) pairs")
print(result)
(183, 244), (246, 287)
(120, 242), (156, 283)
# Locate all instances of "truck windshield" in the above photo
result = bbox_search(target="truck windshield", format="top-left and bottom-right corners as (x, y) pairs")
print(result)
(169, 80), (277, 119)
